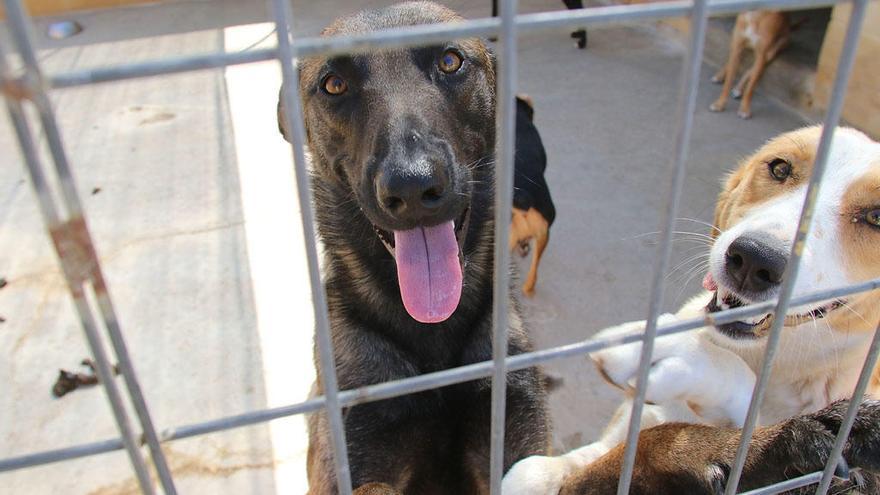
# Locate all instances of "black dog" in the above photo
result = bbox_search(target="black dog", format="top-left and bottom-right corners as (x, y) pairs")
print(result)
(510, 96), (556, 296)
(279, 2), (548, 493)
(492, 0), (587, 48)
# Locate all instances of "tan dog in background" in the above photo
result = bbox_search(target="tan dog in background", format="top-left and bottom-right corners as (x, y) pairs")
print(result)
(710, 10), (793, 119)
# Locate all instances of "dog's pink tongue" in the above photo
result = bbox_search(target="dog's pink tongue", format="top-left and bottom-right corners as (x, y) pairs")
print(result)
(393, 221), (462, 324)
(703, 272), (718, 291)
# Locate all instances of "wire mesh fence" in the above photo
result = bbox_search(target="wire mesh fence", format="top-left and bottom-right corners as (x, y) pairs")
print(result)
(1, 0), (877, 494)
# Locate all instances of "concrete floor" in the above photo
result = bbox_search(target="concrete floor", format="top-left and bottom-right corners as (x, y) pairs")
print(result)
(0, 0), (811, 493)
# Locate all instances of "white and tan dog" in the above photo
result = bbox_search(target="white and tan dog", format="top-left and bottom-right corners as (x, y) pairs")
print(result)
(503, 126), (880, 494)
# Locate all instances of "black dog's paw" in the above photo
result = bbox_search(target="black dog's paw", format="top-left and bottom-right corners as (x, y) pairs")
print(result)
(770, 399), (880, 492)
(570, 29), (587, 49)
(732, 399), (880, 494)
(811, 399), (880, 473)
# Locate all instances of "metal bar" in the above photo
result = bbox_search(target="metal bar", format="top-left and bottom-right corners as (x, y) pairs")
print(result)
(91, 290), (180, 494)
(44, 0), (844, 90)
(490, 0), (518, 492)
(815, 321), (880, 494)
(1, 36), (157, 495)
(0, 438), (126, 472)
(269, 0), (353, 492)
(2, 277), (880, 473)
(3, 1), (179, 492)
(51, 48), (278, 89)
(739, 472), (823, 495)
(66, 292), (157, 494)
(160, 397), (325, 441)
(722, 1), (869, 492)
(616, 0), (709, 492)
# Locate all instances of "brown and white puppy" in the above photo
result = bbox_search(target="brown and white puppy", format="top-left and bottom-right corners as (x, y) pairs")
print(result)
(710, 10), (792, 119)
(510, 95), (556, 297)
(504, 126), (880, 494)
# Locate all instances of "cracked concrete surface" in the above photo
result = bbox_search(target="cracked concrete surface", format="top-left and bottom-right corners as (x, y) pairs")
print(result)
(1, 0), (811, 493)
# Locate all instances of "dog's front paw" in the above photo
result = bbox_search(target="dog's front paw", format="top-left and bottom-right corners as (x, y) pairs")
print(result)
(709, 100), (726, 112)
(589, 314), (679, 389)
(808, 399), (880, 472)
(503, 455), (572, 495)
(736, 399), (880, 492)
(737, 108), (752, 119)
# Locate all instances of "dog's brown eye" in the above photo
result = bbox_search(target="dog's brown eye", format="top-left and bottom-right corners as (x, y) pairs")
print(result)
(322, 74), (347, 95)
(438, 50), (463, 74)
(866, 209), (880, 227)
(768, 158), (792, 181)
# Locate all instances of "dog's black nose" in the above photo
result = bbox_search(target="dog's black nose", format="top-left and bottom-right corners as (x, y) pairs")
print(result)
(376, 162), (449, 221)
(725, 234), (787, 293)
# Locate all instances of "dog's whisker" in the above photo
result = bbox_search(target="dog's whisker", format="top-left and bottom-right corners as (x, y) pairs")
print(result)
(666, 253), (711, 280)
(670, 262), (711, 302)
(667, 263), (710, 294)
(675, 217), (722, 234)
(622, 231), (714, 246)
(838, 300), (870, 326)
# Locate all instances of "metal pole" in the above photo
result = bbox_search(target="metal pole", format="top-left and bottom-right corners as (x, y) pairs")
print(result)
(269, 0), (353, 493)
(490, 0), (518, 492)
(615, 0), (709, 492)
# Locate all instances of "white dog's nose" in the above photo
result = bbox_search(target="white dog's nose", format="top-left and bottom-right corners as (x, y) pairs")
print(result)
(725, 233), (787, 294)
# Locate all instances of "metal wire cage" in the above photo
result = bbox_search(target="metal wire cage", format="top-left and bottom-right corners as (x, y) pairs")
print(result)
(1, 0), (878, 494)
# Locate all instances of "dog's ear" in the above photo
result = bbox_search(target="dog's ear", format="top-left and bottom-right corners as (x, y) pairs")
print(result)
(516, 94), (535, 121)
(712, 165), (747, 239)
(277, 87), (292, 143)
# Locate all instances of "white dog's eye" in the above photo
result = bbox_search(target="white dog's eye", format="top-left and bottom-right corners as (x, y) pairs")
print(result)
(768, 158), (792, 182)
(866, 209), (880, 227)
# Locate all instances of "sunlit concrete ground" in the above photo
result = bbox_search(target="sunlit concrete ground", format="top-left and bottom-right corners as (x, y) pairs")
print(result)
(0, 0), (812, 492)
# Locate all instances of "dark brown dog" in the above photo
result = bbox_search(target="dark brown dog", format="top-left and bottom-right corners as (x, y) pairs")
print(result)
(279, 2), (549, 493)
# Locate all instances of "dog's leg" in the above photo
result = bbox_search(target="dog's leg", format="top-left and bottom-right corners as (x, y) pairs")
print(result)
(733, 34), (784, 100)
(522, 214), (549, 296)
(731, 67), (752, 99)
(510, 208), (532, 258)
(559, 399), (880, 494)
(711, 65), (727, 84)
(591, 317), (757, 426)
(710, 22), (746, 113)
(562, 0), (587, 48)
(503, 401), (676, 494)
(736, 44), (770, 119)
